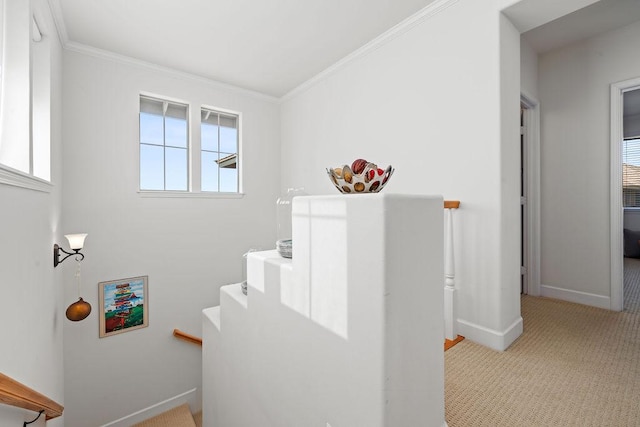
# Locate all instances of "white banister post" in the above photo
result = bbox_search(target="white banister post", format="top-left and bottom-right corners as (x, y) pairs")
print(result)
(444, 206), (456, 340)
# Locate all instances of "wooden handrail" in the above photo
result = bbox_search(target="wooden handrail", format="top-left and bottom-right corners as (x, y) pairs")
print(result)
(173, 329), (202, 347)
(444, 200), (460, 209)
(0, 373), (63, 420)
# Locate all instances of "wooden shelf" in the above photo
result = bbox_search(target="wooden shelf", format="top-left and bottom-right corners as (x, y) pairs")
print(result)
(0, 373), (63, 420)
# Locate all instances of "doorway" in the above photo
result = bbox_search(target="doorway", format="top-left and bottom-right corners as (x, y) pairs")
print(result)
(610, 78), (640, 312)
(617, 85), (640, 313)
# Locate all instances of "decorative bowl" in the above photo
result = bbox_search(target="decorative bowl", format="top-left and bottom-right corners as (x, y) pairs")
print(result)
(327, 161), (394, 194)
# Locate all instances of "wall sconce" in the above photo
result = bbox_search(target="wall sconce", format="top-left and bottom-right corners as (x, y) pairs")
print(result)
(54, 233), (92, 321)
(53, 233), (87, 267)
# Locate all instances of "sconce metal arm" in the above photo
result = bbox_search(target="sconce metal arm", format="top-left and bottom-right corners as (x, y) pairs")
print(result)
(53, 244), (84, 267)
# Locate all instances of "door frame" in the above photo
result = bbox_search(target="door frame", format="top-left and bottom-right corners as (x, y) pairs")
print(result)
(610, 77), (640, 311)
(520, 91), (540, 297)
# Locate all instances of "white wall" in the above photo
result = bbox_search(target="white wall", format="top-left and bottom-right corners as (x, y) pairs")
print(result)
(0, 0), (64, 425)
(61, 50), (280, 426)
(281, 0), (522, 350)
(499, 13), (524, 345)
(539, 18), (640, 305)
(520, 37), (538, 98)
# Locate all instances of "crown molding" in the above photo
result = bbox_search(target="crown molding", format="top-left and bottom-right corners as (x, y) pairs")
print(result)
(46, 0), (69, 46)
(281, 0), (459, 102)
(44, 0), (457, 104)
(63, 41), (280, 103)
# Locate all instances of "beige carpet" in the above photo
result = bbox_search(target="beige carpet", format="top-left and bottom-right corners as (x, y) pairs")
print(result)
(445, 295), (640, 426)
(624, 257), (640, 315)
(131, 403), (196, 427)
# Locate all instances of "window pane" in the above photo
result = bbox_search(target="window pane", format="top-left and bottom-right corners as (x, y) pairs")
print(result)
(140, 97), (164, 115)
(219, 126), (237, 154)
(140, 144), (164, 190)
(201, 151), (219, 192)
(220, 166), (237, 192)
(202, 123), (218, 152)
(165, 147), (188, 191)
(623, 138), (640, 207)
(165, 116), (187, 148)
(140, 113), (164, 145)
(165, 103), (187, 120)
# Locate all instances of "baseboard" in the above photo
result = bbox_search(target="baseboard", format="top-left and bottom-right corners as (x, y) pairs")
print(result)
(456, 316), (523, 351)
(100, 388), (198, 427)
(540, 284), (610, 310)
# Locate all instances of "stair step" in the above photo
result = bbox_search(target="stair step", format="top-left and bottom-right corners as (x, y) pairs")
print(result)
(131, 403), (196, 427)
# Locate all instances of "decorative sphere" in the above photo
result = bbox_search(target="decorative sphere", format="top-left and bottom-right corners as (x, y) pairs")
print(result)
(66, 297), (91, 321)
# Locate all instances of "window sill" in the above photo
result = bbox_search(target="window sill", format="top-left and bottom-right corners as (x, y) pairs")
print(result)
(138, 191), (245, 199)
(0, 165), (52, 193)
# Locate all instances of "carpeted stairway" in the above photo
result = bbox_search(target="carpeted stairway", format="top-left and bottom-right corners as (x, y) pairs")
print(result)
(132, 404), (201, 427)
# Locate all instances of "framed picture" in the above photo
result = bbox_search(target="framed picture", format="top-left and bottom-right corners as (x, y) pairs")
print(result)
(99, 276), (149, 338)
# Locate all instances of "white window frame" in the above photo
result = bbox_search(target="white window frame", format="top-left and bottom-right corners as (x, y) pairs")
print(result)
(137, 92), (243, 199)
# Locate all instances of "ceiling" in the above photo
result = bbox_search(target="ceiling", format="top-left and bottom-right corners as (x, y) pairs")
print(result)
(522, 0), (640, 54)
(54, 0), (438, 97)
(520, 0), (640, 117)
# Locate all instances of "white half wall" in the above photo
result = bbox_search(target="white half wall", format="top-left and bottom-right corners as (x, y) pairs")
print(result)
(0, 0), (64, 425)
(539, 18), (640, 304)
(281, 0), (522, 349)
(61, 50), (280, 426)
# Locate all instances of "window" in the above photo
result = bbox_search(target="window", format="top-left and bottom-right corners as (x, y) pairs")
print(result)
(139, 96), (189, 191)
(138, 94), (241, 195)
(0, 1), (52, 191)
(201, 108), (239, 193)
(623, 138), (640, 208)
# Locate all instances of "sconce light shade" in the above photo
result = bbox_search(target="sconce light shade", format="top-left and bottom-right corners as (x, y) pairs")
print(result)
(65, 233), (88, 250)
(66, 297), (92, 321)
(54, 233), (87, 267)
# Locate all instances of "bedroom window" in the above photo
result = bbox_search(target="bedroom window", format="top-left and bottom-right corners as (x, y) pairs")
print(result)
(139, 96), (189, 191)
(201, 108), (239, 193)
(623, 137), (640, 207)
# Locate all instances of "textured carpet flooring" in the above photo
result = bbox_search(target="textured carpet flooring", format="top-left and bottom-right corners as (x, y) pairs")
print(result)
(624, 257), (640, 315)
(445, 295), (640, 426)
(131, 403), (196, 427)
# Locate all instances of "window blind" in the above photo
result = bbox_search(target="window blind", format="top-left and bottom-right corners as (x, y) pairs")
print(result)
(623, 138), (640, 207)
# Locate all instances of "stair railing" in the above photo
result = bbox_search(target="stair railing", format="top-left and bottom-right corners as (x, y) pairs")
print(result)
(444, 200), (460, 341)
(173, 329), (202, 346)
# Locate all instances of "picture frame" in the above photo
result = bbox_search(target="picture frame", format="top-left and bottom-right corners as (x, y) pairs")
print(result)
(99, 276), (149, 338)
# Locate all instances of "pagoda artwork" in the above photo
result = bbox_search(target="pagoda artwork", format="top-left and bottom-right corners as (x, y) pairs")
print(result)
(99, 276), (149, 338)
